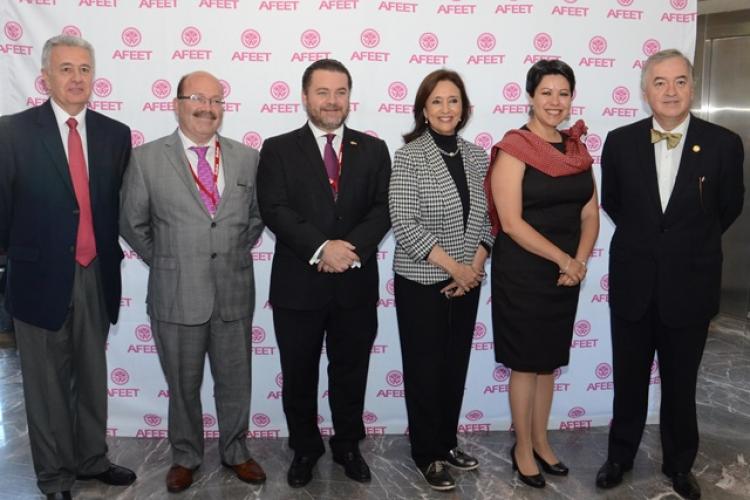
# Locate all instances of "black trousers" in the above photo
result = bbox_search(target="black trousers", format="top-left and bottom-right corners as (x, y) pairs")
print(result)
(273, 302), (377, 457)
(607, 302), (709, 474)
(394, 274), (480, 468)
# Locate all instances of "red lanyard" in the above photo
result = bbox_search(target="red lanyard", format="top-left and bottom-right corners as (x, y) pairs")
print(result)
(188, 140), (221, 205)
(329, 142), (344, 193)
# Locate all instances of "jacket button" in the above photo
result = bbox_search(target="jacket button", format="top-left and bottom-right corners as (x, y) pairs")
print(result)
(211, 222), (216, 228)
(69, 246), (75, 253)
(337, 216), (343, 221)
(211, 253), (217, 259)
(73, 209), (80, 215)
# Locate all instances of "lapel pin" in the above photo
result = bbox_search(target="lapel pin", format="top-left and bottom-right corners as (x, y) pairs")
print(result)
(349, 140), (358, 146)
(692, 145), (701, 153)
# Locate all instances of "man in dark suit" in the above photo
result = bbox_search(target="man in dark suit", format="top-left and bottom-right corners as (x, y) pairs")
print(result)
(257, 59), (391, 488)
(0, 36), (136, 499)
(596, 49), (744, 500)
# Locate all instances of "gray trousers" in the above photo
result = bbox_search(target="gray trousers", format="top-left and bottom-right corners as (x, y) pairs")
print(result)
(151, 313), (253, 469)
(15, 260), (111, 494)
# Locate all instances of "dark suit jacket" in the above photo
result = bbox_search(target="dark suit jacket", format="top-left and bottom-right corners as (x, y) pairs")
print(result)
(257, 124), (391, 310)
(601, 115), (744, 327)
(0, 100), (131, 331)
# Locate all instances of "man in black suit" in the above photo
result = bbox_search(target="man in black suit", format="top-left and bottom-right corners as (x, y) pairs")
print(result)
(257, 59), (391, 488)
(0, 35), (136, 499)
(596, 49), (744, 500)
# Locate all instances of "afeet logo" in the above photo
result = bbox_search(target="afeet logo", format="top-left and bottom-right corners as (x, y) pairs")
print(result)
(476, 33), (496, 52)
(270, 81), (290, 101)
(360, 28), (380, 48)
(111, 368), (130, 386)
(474, 133), (493, 150)
(243, 132), (263, 149)
(134, 324), (152, 342)
(241, 29), (261, 49)
(251, 326), (266, 344)
(418, 32), (439, 52)
(152, 79), (172, 99)
(143, 414), (162, 427)
(131, 130), (145, 148)
(595, 362), (612, 380)
(533, 33), (552, 52)
(252, 413), (270, 428)
(388, 82), (408, 101)
(92, 78), (112, 98)
(4, 22), (23, 41)
(589, 36), (607, 55)
(503, 82), (522, 102)
(386, 370), (403, 387)
(121, 27), (142, 47)
(493, 365), (510, 382)
(182, 26), (202, 46)
(574, 320), (591, 337)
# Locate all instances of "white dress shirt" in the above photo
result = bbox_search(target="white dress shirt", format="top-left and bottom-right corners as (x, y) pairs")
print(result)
(177, 128), (225, 196)
(653, 115), (690, 212)
(49, 98), (89, 173)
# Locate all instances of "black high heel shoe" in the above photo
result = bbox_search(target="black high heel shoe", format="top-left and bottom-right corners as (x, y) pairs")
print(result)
(533, 449), (569, 476)
(510, 444), (545, 488)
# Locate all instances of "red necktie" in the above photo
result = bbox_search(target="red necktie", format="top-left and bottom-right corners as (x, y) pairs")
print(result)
(66, 118), (96, 266)
(323, 133), (339, 197)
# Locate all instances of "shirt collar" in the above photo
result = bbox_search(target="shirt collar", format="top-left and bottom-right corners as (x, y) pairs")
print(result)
(652, 114), (690, 135)
(50, 98), (87, 130)
(177, 128), (217, 150)
(307, 121), (344, 140)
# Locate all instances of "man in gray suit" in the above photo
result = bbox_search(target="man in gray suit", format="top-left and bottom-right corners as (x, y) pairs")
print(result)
(120, 71), (265, 493)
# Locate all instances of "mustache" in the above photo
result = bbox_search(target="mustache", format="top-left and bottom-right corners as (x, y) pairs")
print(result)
(192, 110), (217, 120)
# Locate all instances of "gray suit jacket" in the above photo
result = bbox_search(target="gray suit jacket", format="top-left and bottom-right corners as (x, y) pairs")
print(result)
(120, 130), (264, 325)
(389, 131), (493, 285)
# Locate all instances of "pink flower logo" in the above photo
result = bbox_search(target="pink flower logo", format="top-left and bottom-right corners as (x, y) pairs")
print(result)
(553, 367), (562, 380)
(251, 326), (266, 344)
(35, 75), (49, 95)
(93, 78), (112, 98)
(503, 82), (522, 102)
(474, 133), (493, 150)
(202, 414), (217, 429)
(574, 320), (591, 337)
(386, 370), (403, 387)
(270, 81), (290, 101)
(121, 27), (142, 47)
(253, 235), (263, 249)
(131, 130), (145, 148)
(670, 0), (688, 10)
(568, 406), (586, 418)
(62, 25), (82, 38)
(4, 22), (23, 41)
(476, 33), (496, 52)
(473, 322), (487, 340)
(642, 39), (661, 57)
(243, 132), (262, 149)
(589, 36), (607, 55)
(493, 365), (510, 382)
(300, 29), (321, 49)
(317, 414), (325, 424)
(385, 278), (395, 296)
(181, 26), (202, 47)
(465, 410), (483, 421)
(360, 28), (380, 49)
(219, 79), (231, 98)
(362, 411), (378, 424)
(651, 359), (660, 375)
(617, 0), (634, 6)
(612, 86), (630, 105)
(585, 134), (602, 152)
(143, 414), (162, 427)
(134, 324), (152, 342)
(388, 81), (408, 101)
(533, 33), (552, 52)
(241, 29), (261, 49)
(600, 274), (609, 291)
(111, 368), (130, 386)
(418, 32), (439, 52)
(595, 362), (612, 380)
(364, 130), (379, 138)
(275, 372), (284, 388)
(252, 413), (270, 428)
(151, 79), (172, 99)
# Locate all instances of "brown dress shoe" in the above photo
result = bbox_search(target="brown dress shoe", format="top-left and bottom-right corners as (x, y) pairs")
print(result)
(166, 465), (193, 493)
(223, 458), (267, 484)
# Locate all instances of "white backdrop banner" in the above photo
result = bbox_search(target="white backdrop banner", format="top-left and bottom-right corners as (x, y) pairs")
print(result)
(1, 0), (697, 439)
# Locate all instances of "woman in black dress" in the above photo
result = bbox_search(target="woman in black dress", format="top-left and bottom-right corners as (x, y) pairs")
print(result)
(487, 60), (599, 488)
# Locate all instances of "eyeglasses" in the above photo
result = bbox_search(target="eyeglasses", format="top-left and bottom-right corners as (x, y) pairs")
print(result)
(176, 94), (225, 107)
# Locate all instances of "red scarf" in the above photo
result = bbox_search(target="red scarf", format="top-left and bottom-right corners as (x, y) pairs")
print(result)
(484, 119), (593, 236)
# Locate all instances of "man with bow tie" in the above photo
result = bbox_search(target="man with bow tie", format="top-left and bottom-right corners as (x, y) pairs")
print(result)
(596, 49), (744, 500)
(257, 59), (391, 488)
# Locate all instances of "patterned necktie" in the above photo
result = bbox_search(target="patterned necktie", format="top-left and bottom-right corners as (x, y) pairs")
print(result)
(651, 128), (683, 150)
(66, 118), (97, 266)
(323, 133), (339, 197)
(189, 145), (220, 215)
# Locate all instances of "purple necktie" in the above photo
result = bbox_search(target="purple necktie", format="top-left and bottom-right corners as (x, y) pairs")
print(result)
(323, 133), (339, 197)
(190, 145), (220, 215)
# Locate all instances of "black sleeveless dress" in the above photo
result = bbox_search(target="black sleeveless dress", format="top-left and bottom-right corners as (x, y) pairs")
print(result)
(491, 140), (594, 372)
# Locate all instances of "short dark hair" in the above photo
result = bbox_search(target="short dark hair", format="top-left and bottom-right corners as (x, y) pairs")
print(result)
(176, 74), (189, 97)
(525, 59), (576, 96)
(301, 59), (352, 93)
(403, 69), (472, 144)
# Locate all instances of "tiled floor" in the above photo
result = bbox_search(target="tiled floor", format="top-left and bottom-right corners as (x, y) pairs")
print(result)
(0, 316), (748, 499)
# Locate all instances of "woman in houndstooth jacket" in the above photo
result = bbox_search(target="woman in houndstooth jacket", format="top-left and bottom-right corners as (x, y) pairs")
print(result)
(388, 69), (493, 492)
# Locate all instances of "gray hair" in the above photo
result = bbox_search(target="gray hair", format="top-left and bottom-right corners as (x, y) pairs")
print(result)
(640, 48), (693, 91)
(41, 35), (95, 70)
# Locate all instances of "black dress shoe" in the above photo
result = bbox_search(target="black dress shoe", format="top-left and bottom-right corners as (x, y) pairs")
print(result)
(533, 449), (569, 476)
(445, 447), (479, 471)
(77, 463), (136, 486)
(287, 454), (319, 488)
(672, 472), (701, 499)
(333, 450), (371, 483)
(46, 492), (72, 500)
(418, 461), (455, 491)
(510, 444), (545, 488)
(595, 460), (632, 489)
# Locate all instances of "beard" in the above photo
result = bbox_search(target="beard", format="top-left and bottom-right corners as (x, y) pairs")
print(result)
(306, 104), (349, 132)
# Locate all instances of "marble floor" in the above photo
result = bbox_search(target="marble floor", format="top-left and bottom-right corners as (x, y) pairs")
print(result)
(0, 316), (748, 500)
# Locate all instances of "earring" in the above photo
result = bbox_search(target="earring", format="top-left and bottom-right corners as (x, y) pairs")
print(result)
(424, 118), (428, 124)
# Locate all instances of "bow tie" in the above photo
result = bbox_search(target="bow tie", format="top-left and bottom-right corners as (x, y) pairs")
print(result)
(651, 129), (683, 150)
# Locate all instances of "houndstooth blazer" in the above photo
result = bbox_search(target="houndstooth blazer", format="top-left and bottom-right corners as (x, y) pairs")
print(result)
(389, 130), (494, 285)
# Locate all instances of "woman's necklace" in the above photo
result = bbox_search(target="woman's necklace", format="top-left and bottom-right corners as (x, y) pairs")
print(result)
(436, 145), (459, 157)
